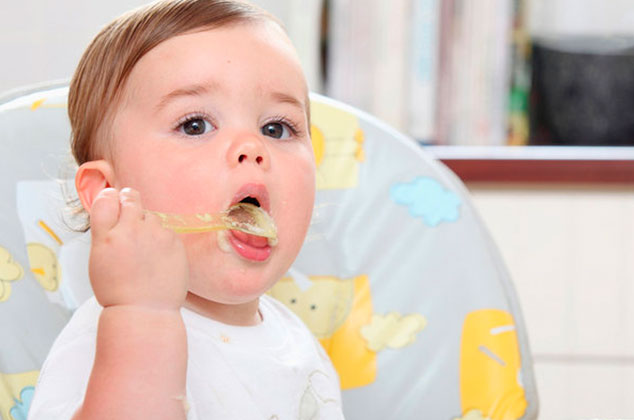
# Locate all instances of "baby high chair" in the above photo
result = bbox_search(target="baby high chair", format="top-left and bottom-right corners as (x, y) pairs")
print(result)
(0, 81), (538, 420)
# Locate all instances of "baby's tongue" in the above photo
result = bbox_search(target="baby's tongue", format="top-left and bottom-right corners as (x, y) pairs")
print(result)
(231, 229), (270, 248)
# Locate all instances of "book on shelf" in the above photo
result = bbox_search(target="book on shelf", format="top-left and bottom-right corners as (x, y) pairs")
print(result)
(407, 0), (441, 144)
(326, 0), (410, 135)
(507, 0), (531, 146)
(436, 0), (514, 145)
(322, 0), (522, 146)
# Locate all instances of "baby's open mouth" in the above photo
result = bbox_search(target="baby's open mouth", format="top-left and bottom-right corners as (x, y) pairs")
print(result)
(226, 226), (272, 262)
(238, 196), (260, 207)
(222, 202), (277, 243)
(221, 198), (275, 262)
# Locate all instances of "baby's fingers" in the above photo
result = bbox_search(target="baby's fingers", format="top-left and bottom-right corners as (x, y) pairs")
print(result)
(119, 187), (145, 225)
(90, 188), (121, 239)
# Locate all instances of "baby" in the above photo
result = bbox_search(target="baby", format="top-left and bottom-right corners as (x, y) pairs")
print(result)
(28, 0), (344, 419)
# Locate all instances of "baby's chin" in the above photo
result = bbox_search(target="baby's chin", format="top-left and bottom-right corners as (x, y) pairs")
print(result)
(186, 268), (274, 307)
(185, 244), (279, 292)
(181, 228), (297, 297)
(183, 289), (263, 325)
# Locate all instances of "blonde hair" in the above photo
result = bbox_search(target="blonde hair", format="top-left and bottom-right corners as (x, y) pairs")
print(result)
(69, 0), (279, 165)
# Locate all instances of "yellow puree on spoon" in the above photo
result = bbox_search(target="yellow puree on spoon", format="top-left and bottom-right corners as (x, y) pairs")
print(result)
(147, 203), (277, 242)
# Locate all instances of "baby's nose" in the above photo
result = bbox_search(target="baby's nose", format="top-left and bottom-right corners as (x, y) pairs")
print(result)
(226, 134), (271, 170)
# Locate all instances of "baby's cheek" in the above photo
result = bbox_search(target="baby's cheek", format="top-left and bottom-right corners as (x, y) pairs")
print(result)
(152, 164), (221, 214)
(180, 233), (226, 288)
(181, 232), (217, 253)
(178, 234), (219, 275)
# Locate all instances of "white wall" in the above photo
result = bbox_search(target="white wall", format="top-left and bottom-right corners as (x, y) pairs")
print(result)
(0, 1), (149, 95)
(470, 184), (634, 420)
(0, 0), (323, 96)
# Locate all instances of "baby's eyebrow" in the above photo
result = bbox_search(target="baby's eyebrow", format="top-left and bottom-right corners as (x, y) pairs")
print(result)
(155, 82), (221, 111)
(155, 84), (307, 117)
(269, 91), (306, 114)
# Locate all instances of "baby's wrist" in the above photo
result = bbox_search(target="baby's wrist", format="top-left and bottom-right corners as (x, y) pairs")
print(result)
(101, 302), (182, 315)
(95, 293), (185, 312)
(98, 304), (187, 347)
(99, 303), (185, 329)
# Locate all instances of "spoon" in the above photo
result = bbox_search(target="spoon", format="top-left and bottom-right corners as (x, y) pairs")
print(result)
(147, 203), (277, 241)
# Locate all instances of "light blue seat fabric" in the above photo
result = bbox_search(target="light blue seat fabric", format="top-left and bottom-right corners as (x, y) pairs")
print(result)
(0, 82), (538, 420)
(0, 82), (74, 420)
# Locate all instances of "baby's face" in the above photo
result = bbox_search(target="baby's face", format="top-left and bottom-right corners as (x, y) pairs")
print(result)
(107, 21), (315, 308)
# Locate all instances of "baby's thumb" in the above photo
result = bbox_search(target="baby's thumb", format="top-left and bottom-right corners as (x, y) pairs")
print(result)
(90, 188), (121, 239)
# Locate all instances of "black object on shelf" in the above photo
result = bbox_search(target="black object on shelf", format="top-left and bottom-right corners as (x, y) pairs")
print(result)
(529, 36), (634, 146)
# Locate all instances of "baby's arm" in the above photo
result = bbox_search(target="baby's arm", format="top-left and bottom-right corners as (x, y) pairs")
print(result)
(73, 188), (189, 420)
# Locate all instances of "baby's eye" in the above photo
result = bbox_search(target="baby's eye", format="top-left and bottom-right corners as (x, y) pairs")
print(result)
(179, 117), (213, 136)
(261, 122), (291, 139)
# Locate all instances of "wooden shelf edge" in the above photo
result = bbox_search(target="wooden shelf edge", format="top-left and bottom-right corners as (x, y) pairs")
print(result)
(439, 159), (634, 184)
(423, 146), (634, 184)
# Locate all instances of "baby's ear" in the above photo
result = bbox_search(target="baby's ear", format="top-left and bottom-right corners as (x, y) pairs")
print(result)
(75, 160), (115, 212)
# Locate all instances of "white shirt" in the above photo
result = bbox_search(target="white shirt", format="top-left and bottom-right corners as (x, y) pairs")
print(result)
(28, 295), (344, 420)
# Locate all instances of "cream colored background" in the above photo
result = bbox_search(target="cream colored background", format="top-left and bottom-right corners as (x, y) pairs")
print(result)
(470, 184), (634, 419)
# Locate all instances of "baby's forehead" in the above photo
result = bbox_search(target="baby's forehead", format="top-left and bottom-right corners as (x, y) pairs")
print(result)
(145, 20), (298, 67)
(116, 21), (308, 114)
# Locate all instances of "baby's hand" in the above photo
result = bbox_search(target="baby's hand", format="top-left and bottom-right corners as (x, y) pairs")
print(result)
(88, 188), (188, 310)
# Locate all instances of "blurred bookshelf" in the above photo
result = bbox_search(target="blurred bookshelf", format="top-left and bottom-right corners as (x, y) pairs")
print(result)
(317, 0), (634, 149)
